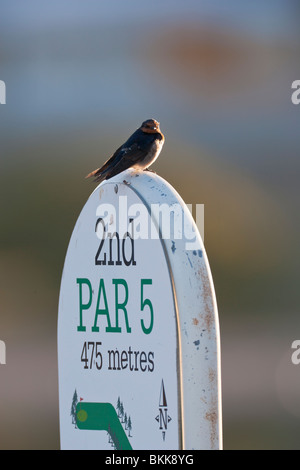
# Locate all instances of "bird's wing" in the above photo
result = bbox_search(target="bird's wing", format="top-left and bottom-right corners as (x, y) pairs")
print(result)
(105, 142), (151, 178)
(86, 131), (155, 182)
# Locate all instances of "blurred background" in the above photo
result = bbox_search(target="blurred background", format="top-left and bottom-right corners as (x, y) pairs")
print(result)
(1, 0), (300, 450)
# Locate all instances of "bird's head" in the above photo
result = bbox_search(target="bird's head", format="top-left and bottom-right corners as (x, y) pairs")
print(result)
(141, 119), (161, 134)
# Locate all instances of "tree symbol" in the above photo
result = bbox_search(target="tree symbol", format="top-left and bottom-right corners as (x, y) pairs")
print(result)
(115, 397), (132, 438)
(71, 389), (78, 427)
(116, 397), (121, 417)
(127, 416), (132, 437)
(120, 402), (124, 422)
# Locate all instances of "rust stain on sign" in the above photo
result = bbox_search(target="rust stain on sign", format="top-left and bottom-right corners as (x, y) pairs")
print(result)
(195, 261), (215, 335)
(208, 367), (216, 384)
(204, 410), (218, 449)
(204, 366), (219, 449)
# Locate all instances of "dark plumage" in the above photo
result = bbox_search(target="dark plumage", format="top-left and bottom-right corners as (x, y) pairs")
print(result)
(86, 119), (164, 183)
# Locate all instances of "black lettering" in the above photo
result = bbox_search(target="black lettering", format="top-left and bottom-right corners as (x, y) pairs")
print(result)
(95, 218), (106, 265)
(148, 351), (154, 372)
(128, 346), (134, 371)
(122, 232), (136, 266)
(134, 350), (139, 371)
(121, 350), (128, 369)
(140, 351), (147, 372)
(108, 349), (121, 370)
(108, 233), (122, 266)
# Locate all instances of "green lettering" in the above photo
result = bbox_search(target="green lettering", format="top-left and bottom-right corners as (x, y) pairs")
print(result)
(92, 278), (113, 332)
(112, 279), (131, 333)
(140, 279), (154, 334)
(77, 278), (92, 332)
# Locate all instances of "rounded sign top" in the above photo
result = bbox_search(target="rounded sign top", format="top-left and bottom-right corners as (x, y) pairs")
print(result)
(58, 169), (222, 450)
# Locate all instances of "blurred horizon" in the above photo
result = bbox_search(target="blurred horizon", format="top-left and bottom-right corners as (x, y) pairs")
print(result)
(1, 0), (300, 449)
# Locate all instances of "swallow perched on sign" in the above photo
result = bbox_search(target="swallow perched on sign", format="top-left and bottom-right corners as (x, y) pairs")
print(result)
(86, 119), (164, 183)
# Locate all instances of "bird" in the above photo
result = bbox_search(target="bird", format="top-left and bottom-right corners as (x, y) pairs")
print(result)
(85, 119), (164, 183)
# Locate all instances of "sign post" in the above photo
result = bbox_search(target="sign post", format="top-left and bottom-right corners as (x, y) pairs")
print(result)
(58, 169), (222, 450)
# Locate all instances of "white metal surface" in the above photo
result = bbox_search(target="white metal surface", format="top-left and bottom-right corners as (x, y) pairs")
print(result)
(121, 170), (222, 450)
(58, 169), (222, 450)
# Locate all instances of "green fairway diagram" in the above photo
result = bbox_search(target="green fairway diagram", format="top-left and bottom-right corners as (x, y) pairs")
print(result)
(76, 402), (132, 450)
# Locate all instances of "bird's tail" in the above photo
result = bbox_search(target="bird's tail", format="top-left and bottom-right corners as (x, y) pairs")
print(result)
(85, 168), (106, 183)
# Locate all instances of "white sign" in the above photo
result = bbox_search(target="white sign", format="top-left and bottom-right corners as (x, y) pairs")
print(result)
(58, 170), (222, 450)
(0, 340), (6, 365)
(0, 80), (6, 105)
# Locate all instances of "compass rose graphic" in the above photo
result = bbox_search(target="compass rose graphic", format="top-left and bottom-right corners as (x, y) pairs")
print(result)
(155, 379), (172, 441)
